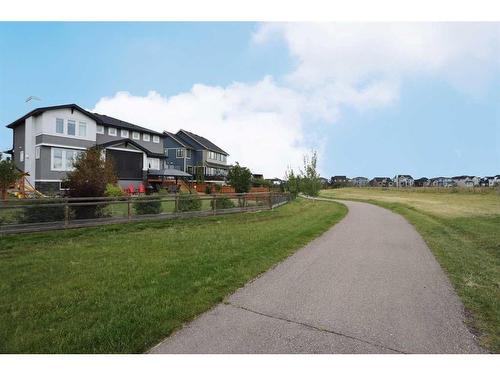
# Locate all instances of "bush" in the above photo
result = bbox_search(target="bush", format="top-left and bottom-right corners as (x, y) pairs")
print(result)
(105, 183), (124, 197)
(133, 196), (162, 215)
(204, 184), (212, 194)
(19, 201), (66, 223)
(177, 193), (202, 212)
(211, 196), (235, 210)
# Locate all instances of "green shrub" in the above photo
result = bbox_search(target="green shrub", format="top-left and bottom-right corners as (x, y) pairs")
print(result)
(211, 196), (235, 210)
(204, 184), (212, 194)
(105, 183), (124, 197)
(19, 201), (66, 223)
(177, 193), (202, 212)
(133, 196), (162, 215)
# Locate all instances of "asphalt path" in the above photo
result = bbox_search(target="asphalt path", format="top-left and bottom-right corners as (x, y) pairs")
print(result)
(150, 199), (483, 354)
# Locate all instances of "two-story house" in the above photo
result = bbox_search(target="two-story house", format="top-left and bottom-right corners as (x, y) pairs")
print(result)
(350, 177), (369, 187)
(369, 177), (393, 187)
(169, 129), (229, 181)
(452, 175), (480, 188)
(393, 175), (414, 188)
(6, 104), (165, 193)
(429, 177), (456, 187)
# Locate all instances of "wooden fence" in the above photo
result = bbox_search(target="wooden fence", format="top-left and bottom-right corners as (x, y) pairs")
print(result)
(0, 192), (291, 235)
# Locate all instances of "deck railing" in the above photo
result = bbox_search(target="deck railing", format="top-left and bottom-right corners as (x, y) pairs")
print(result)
(0, 192), (291, 235)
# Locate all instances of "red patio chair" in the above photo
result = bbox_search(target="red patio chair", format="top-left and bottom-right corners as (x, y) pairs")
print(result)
(138, 183), (146, 194)
(128, 184), (135, 195)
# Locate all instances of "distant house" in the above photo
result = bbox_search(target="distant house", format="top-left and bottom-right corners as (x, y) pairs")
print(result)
(369, 177), (393, 187)
(429, 177), (456, 187)
(452, 175), (480, 188)
(393, 175), (414, 188)
(350, 177), (369, 187)
(414, 177), (429, 187)
(252, 173), (264, 180)
(266, 178), (284, 186)
(319, 177), (329, 186)
(481, 175), (500, 187)
(330, 175), (348, 184)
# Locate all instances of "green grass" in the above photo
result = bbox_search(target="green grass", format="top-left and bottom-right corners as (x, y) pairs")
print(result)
(320, 187), (500, 353)
(0, 198), (347, 353)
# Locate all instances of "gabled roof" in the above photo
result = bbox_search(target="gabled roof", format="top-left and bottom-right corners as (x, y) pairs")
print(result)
(163, 131), (191, 148)
(6, 103), (163, 135)
(98, 139), (164, 158)
(177, 129), (228, 155)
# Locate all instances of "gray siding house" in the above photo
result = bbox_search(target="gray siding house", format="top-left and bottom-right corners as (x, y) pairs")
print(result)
(6, 104), (166, 193)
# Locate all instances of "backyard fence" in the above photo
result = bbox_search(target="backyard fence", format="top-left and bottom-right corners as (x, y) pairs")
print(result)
(0, 192), (291, 235)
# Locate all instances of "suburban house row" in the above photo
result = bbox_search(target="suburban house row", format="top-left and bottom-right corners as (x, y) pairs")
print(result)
(4, 104), (230, 193)
(330, 174), (500, 188)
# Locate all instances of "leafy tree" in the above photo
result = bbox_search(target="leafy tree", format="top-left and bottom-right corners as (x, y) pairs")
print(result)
(65, 147), (117, 218)
(299, 151), (322, 196)
(0, 157), (20, 201)
(284, 167), (300, 199)
(227, 162), (252, 193)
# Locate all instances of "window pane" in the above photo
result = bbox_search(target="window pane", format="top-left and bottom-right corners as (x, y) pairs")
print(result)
(121, 129), (129, 137)
(97, 125), (104, 134)
(79, 122), (86, 137)
(143, 133), (150, 141)
(153, 135), (159, 143)
(53, 149), (63, 169)
(56, 118), (64, 134)
(67, 120), (76, 136)
(133, 131), (140, 139)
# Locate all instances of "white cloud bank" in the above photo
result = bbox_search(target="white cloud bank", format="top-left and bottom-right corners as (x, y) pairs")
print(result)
(93, 23), (500, 177)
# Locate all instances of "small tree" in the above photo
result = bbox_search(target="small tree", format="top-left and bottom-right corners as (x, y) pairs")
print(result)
(299, 151), (322, 197)
(227, 162), (252, 193)
(0, 157), (20, 201)
(65, 147), (117, 218)
(284, 167), (300, 199)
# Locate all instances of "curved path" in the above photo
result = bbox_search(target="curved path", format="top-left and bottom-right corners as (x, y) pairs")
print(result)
(150, 200), (482, 354)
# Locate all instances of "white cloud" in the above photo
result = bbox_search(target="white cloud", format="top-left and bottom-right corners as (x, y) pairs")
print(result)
(92, 77), (309, 178)
(93, 23), (500, 177)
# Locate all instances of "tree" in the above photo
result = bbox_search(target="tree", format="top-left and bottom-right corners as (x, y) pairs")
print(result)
(65, 147), (117, 218)
(299, 150), (322, 196)
(284, 167), (300, 199)
(0, 157), (20, 201)
(227, 162), (252, 193)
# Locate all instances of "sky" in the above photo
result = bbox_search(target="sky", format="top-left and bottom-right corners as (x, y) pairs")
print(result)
(0, 22), (499, 179)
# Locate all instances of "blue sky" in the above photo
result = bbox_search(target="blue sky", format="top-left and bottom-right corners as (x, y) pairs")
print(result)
(1, 22), (499, 178)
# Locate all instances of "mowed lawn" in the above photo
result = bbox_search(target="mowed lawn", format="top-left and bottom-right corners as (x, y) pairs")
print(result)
(0, 198), (346, 353)
(320, 187), (500, 353)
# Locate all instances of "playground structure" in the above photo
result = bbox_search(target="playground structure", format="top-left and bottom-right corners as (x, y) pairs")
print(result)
(5, 172), (46, 200)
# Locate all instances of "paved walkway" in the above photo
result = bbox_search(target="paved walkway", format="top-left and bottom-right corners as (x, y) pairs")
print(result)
(150, 200), (482, 354)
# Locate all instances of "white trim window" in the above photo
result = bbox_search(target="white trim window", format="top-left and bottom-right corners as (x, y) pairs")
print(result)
(152, 135), (160, 143)
(176, 148), (185, 158)
(67, 120), (76, 136)
(96, 125), (104, 134)
(143, 133), (150, 142)
(20, 150), (24, 162)
(78, 122), (87, 137)
(147, 157), (160, 170)
(51, 148), (81, 171)
(108, 127), (117, 136)
(121, 129), (129, 138)
(132, 131), (140, 140)
(35, 146), (40, 159)
(186, 149), (192, 159)
(56, 118), (64, 134)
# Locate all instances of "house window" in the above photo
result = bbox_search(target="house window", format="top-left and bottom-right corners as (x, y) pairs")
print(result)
(51, 148), (81, 171)
(35, 146), (40, 159)
(132, 131), (140, 140)
(78, 122), (87, 137)
(176, 148), (184, 158)
(20, 150), (24, 162)
(108, 127), (117, 136)
(152, 135), (160, 143)
(186, 149), (192, 159)
(96, 125), (104, 134)
(143, 133), (150, 142)
(147, 157), (160, 170)
(67, 120), (76, 136)
(56, 118), (64, 134)
(121, 129), (129, 138)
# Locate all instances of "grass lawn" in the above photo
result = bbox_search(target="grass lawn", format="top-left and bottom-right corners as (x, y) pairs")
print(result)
(320, 187), (500, 353)
(0, 198), (346, 353)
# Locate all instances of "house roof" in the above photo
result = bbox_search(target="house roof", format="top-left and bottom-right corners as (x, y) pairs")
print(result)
(98, 139), (164, 158)
(163, 131), (191, 148)
(6, 103), (163, 136)
(397, 175), (413, 179)
(177, 129), (228, 155)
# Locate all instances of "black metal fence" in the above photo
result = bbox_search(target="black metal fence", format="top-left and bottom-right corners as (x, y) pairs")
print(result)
(0, 192), (291, 235)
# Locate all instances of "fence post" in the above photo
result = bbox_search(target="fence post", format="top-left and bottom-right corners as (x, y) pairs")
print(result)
(64, 198), (69, 227)
(243, 194), (247, 211)
(175, 192), (179, 213)
(127, 196), (131, 221)
(268, 191), (273, 209)
(212, 194), (216, 215)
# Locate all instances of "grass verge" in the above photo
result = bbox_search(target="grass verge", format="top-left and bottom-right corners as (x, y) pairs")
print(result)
(0, 198), (347, 353)
(320, 189), (499, 353)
